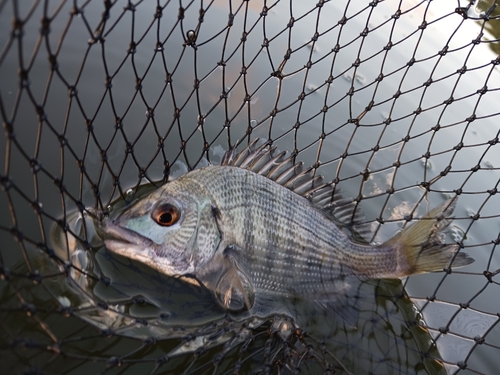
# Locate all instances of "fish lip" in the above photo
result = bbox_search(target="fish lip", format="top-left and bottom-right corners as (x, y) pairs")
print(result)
(104, 219), (157, 249)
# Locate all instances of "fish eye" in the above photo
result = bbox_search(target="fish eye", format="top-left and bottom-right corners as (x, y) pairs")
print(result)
(152, 203), (180, 227)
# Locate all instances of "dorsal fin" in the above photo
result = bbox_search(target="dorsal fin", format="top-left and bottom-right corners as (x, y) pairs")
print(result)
(221, 139), (371, 241)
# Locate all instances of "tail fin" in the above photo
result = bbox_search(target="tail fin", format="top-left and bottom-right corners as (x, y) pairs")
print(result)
(384, 197), (474, 277)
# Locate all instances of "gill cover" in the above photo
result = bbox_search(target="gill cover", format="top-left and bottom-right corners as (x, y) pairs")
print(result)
(108, 184), (222, 276)
(151, 191), (222, 272)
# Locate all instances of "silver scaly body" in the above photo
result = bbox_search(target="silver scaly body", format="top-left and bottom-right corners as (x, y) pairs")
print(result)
(102, 139), (474, 320)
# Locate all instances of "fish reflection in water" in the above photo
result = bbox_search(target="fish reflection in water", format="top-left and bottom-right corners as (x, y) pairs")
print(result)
(97, 139), (474, 325)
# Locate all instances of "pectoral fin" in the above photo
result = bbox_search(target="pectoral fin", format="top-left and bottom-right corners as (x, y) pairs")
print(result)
(215, 245), (255, 312)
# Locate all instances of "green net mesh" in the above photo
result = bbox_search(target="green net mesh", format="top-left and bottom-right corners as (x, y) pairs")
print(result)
(1, 0), (500, 374)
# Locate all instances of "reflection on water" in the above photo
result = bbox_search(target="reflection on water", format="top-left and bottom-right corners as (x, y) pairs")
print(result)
(413, 298), (499, 374)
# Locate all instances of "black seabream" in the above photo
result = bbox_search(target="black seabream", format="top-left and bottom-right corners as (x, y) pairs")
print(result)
(101, 139), (474, 319)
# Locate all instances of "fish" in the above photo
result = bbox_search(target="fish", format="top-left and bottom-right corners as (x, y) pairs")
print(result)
(100, 139), (474, 321)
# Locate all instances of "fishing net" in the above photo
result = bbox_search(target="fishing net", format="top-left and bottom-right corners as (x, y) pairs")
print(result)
(1, 0), (500, 374)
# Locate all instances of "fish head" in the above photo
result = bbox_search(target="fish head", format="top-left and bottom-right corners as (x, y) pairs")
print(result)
(102, 179), (221, 277)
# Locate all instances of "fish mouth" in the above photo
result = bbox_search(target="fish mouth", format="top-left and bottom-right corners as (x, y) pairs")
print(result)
(103, 219), (158, 261)
(102, 220), (192, 277)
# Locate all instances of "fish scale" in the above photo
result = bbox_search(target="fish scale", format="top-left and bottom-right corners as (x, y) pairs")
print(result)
(184, 166), (395, 295)
(102, 139), (474, 320)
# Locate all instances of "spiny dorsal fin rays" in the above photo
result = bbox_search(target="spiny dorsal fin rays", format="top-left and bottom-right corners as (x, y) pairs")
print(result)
(283, 166), (314, 189)
(267, 153), (296, 180)
(259, 150), (288, 176)
(220, 138), (262, 167)
(328, 200), (360, 218)
(221, 139), (369, 239)
(241, 142), (274, 169)
(325, 201), (369, 229)
(292, 175), (325, 196)
(312, 189), (345, 208)
(274, 161), (304, 185)
(246, 145), (278, 171)
(252, 146), (279, 174)
(232, 138), (262, 167)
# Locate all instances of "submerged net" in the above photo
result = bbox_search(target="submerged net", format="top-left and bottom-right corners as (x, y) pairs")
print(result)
(1, 0), (500, 374)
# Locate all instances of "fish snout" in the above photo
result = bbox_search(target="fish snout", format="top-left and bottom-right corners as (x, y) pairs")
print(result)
(104, 219), (157, 249)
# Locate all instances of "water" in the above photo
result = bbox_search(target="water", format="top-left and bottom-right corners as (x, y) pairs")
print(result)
(1, 0), (500, 374)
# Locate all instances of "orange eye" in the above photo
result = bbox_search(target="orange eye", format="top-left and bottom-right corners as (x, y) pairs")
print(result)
(152, 204), (181, 227)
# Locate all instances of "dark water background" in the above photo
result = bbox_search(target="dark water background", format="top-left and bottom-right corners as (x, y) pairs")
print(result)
(1, 0), (500, 374)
